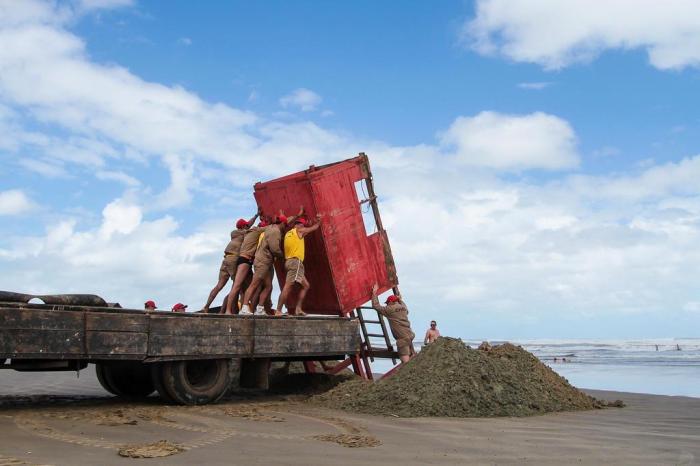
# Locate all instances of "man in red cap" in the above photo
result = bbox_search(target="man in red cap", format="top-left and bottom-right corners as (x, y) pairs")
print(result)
(370, 283), (415, 363)
(222, 216), (270, 315)
(144, 300), (157, 311)
(201, 209), (260, 313)
(172, 303), (188, 313)
(276, 214), (322, 316)
(240, 207), (303, 316)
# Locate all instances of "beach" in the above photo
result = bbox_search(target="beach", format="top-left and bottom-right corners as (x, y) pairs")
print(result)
(0, 369), (698, 465)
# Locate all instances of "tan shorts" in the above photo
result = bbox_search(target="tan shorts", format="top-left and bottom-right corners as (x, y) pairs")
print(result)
(396, 334), (415, 357)
(285, 258), (305, 284)
(252, 257), (274, 281)
(220, 256), (238, 280)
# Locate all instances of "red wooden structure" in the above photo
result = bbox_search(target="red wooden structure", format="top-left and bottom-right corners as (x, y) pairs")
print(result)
(253, 153), (398, 315)
(253, 153), (402, 378)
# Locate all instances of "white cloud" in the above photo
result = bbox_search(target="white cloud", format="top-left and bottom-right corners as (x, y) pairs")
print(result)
(96, 169), (140, 187)
(439, 111), (579, 170)
(464, 0), (700, 70)
(279, 88), (322, 112)
(19, 158), (69, 178)
(517, 81), (551, 90)
(0, 190), (36, 215)
(177, 37), (192, 46)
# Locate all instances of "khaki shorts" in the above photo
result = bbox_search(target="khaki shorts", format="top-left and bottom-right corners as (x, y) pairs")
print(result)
(253, 257), (274, 281)
(220, 255), (238, 280)
(285, 258), (305, 284)
(396, 334), (415, 357)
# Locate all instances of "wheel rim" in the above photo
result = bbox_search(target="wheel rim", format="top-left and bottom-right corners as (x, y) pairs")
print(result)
(184, 360), (221, 392)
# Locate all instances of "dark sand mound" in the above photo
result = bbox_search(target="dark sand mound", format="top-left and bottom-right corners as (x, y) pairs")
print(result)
(312, 337), (606, 417)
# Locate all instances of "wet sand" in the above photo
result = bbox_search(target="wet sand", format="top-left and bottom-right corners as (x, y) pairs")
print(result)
(0, 368), (698, 465)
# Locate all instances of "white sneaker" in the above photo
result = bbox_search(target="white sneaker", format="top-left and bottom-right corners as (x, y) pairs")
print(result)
(239, 305), (252, 316)
(254, 305), (266, 316)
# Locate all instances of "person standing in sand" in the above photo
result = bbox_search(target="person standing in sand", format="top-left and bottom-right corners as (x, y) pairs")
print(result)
(370, 284), (415, 363)
(423, 320), (440, 345)
(276, 214), (322, 316)
(201, 210), (259, 313)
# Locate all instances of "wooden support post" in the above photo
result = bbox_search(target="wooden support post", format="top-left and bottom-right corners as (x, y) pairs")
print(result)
(239, 358), (271, 390)
(326, 358), (352, 375)
(350, 354), (367, 379)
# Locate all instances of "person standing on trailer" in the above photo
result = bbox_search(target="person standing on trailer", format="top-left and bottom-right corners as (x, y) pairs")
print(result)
(222, 217), (269, 315)
(144, 300), (157, 311)
(240, 210), (299, 316)
(276, 214), (322, 316)
(172, 303), (188, 313)
(370, 284), (416, 363)
(201, 210), (259, 313)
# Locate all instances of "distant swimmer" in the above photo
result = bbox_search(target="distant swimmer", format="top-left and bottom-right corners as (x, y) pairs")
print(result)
(677, 344), (681, 351)
(655, 344), (659, 351)
(423, 320), (440, 345)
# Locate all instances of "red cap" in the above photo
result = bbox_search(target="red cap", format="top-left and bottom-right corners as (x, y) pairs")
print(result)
(144, 300), (156, 308)
(258, 220), (268, 228)
(172, 303), (188, 312)
(385, 295), (399, 304)
(236, 218), (249, 229)
(294, 217), (307, 226)
(275, 215), (287, 225)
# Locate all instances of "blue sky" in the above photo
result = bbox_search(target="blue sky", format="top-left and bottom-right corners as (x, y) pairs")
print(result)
(1, 0), (700, 340)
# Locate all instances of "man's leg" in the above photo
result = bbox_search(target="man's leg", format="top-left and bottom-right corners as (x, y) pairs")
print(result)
(294, 277), (310, 316)
(241, 274), (263, 315)
(203, 268), (229, 311)
(257, 269), (275, 315)
(276, 280), (294, 313)
(224, 262), (251, 314)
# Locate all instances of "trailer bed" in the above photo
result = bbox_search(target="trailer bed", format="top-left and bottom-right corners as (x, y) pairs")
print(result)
(0, 302), (360, 362)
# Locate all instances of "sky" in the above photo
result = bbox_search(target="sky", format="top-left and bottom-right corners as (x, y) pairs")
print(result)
(1, 0), (700, 340)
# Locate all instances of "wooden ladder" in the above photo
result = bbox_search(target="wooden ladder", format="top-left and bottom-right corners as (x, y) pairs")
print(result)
(355, 306), (398, 371)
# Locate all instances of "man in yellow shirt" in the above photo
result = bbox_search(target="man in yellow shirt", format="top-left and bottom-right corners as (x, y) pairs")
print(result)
(276, 214), (321, 316)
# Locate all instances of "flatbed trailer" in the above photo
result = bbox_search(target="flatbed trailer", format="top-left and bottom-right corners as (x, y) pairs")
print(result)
(0, 294), (360, 405)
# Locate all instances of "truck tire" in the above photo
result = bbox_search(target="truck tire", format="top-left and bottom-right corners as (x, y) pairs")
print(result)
(98, 362), (155, 398)
(159, 359), (232, 405)
(150, 363), (178, 404)
(95, 363), (118, 396)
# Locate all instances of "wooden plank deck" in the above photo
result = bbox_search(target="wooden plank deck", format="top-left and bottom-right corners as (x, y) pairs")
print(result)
(0, 303), (360, 362)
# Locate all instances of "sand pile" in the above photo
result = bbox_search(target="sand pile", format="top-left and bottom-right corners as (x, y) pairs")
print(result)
(313, 337), (605, 417)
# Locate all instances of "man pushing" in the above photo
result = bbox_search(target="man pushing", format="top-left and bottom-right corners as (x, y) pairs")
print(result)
(370, 284), (416, 363)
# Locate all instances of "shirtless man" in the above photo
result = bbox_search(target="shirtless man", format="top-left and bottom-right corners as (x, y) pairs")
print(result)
(370, 284), (415, 363)
(201, 210), (259, 313)
(423, 320), (440, 345)
(276, 214), (322, 316)
(240, 208), (303, 316)
(222, 217), (268, 315)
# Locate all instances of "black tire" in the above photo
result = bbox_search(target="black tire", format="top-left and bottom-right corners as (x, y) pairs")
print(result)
(150, 363), (178, 404)
(100, 362), (156, 398)
(95, 363), (118, 396)
(160, 359), (232, 405)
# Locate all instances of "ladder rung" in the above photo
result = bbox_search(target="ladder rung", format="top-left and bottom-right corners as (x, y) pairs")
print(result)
(367, 333), (386, 338)
(362, 320), (381, 324)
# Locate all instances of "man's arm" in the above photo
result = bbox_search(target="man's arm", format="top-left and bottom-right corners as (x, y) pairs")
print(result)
(285, 206), (305, 226)
(298, 214), (322, 238)
(370, 283), (389, 316)
(424, 330), (431, 345)
(246, 207), (262, 226)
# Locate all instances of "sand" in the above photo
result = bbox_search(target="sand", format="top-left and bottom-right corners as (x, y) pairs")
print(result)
(0, 368), (699, 465)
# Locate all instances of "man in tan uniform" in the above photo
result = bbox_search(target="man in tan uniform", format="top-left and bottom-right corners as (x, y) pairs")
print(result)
(371, 283), (416, 363)
(222, 218), (268, 315)
(201, 210), (259, 313)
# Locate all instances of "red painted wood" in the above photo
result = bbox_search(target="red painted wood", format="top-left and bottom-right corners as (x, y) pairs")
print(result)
(253, 155), (398, 316)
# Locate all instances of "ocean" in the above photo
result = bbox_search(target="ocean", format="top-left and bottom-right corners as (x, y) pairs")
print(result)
(371, 338), (700, 398)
